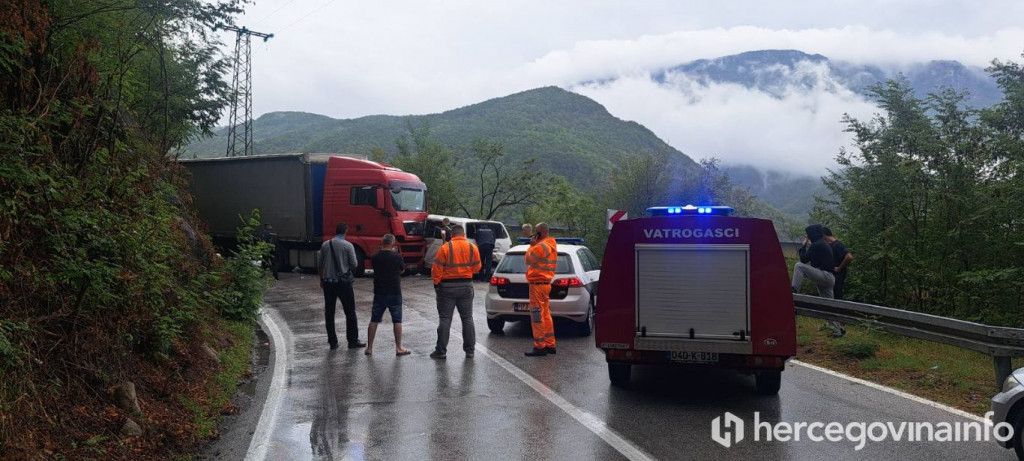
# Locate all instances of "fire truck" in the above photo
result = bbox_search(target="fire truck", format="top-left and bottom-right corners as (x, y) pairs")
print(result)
(595, 205), (796, 395)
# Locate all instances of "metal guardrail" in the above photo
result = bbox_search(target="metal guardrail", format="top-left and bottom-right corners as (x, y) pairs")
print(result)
(793, 294), (1024, 390)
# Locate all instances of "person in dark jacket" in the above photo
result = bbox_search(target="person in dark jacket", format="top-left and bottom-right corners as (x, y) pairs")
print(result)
(792, 224), (843, 336)
(474, 225), (496, 281)
(823, 227), (854, 301)
(260, 224), (280, 280)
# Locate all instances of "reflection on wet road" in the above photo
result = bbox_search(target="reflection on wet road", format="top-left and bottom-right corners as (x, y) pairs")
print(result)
(259, 274), (1011, 461)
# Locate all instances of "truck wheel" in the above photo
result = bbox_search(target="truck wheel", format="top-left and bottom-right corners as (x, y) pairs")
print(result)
(609, 363), (631, 387)
(487, 318), (505, 334)
(577, 297), (595, 337)
(755, 371), (782, 395)
(353, 247), (366, 277)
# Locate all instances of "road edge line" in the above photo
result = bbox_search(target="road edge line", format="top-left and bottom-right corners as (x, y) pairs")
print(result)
(245, 308), (289, 461)
(790, 359), (987, 423)
(475, 345), (656, 461)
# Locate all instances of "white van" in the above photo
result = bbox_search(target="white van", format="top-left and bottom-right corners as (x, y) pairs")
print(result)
(423, 215), (512, 270)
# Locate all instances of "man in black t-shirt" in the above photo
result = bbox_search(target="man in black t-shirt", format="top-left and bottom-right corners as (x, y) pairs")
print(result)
(823, 227), (854, 301)
(365, 234), (410, 356)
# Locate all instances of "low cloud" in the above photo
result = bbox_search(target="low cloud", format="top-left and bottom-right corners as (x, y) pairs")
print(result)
(572, 62), (879, 175)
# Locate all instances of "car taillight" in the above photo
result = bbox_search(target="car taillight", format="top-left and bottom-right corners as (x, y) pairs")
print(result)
(490, 277), (510, 286)
(552, 277), (583, 287)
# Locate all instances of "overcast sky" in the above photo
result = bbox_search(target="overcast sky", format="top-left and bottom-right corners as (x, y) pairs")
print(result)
(225, 0), (1024, 173)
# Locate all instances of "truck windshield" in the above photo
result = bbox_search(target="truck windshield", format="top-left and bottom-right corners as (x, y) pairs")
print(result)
(390, 188), (426, 212)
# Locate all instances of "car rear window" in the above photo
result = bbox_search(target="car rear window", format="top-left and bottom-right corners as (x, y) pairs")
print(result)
(495, 252), (573, 274)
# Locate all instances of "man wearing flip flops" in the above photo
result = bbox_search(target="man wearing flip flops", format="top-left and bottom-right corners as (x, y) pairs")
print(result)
(365, 234), (411, 356)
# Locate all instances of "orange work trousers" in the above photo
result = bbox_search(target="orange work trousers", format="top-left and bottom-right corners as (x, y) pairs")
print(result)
(529, 283), (556, 349)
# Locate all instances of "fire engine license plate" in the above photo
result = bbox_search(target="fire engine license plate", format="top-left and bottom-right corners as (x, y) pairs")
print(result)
(668, 351), (719, 363)
(513, 303), (530, 312)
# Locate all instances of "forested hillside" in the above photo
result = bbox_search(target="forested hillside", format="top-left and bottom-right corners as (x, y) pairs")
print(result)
(1, 1), (268, 458)
(186, 87), (694, 186)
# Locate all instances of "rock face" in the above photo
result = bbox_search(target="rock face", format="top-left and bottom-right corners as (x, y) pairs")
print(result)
(202, 343), (221, 366)
(114, 382), (143, 417)
(120, 418), (143, 436)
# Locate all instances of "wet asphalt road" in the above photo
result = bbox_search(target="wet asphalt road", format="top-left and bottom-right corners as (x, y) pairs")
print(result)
(259, 273), (1013, 461)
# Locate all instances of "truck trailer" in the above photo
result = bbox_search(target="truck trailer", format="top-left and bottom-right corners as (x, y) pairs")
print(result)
(180, 153), (428, 274)
(595, 205), (796, 395)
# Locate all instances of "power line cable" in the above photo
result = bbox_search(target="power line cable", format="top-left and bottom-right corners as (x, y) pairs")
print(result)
(278, 0), (338, 33)
(252, 0), (299, 26)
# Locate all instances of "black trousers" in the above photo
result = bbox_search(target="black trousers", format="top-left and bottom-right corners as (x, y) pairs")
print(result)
(478, 244), (495, 280)
(834, 272), (847, 300)
(323, 281), (358, 346)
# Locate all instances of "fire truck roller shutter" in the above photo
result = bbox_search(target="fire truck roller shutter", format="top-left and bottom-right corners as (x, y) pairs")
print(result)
(635, 244), (750, 340)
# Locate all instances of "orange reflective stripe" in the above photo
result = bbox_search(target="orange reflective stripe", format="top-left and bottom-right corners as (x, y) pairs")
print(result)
(435, 237), (480, 280)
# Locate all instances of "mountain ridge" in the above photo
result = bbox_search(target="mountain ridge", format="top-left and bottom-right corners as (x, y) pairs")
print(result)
(186, 86), (695, 186)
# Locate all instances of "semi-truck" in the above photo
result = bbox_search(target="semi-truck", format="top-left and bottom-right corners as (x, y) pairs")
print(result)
(180, 153), (429, 274)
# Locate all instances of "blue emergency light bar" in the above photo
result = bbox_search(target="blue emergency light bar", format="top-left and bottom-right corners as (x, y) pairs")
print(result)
(647, 205), (734, 216)
(516, 237), (586, 244)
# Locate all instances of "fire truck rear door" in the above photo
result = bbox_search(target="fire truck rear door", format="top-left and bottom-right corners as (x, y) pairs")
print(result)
(635, 244), (750, 340)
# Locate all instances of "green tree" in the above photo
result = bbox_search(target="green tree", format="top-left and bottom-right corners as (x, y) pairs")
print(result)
(391, 118), (462, 215)
(814, 75), (1024, 325)
(457, 138), (544, 219)
(610, 152), (671, 217)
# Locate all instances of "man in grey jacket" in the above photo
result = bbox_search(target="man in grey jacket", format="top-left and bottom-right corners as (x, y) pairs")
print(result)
(318, 222), (365, 349)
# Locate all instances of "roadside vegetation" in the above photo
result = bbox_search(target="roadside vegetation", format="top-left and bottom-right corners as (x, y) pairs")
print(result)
(812, 63), (1024, 327)
(795, 316), (1024, 416)
(0, 1), (272, 459)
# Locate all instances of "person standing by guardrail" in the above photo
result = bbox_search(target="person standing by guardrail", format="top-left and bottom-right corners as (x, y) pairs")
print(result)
(791, 224), (844, 337)
(318, 222), (366, 350)
(430, 224), (481, 359)
(822, 227), (853, 301)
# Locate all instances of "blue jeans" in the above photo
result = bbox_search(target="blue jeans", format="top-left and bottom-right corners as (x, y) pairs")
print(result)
(371, 293), (403, 323)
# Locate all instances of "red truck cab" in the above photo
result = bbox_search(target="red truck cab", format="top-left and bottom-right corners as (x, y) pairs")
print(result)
(322, 157), (428, 274)
(595, 205), (796, 395)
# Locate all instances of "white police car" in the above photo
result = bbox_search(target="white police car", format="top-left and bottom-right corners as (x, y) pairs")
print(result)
(484, 239), (601, 336)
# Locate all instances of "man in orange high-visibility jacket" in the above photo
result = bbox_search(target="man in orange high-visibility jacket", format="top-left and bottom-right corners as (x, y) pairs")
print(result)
(524, 222), (557, 357)
(429, 224), (482, 359)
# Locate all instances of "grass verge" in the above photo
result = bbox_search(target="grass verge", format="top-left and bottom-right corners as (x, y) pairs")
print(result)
(183, 320), (255, 441)
(795, 316), (1024, 415)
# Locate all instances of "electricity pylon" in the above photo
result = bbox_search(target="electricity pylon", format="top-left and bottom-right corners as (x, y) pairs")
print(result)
(224, 26), (273, 157)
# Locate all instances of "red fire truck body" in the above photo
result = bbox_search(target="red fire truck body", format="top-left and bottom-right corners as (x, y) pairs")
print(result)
(595, 206), (796, 394)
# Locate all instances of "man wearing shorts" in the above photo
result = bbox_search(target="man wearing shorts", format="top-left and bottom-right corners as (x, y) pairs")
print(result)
(365, 234), (410, 356)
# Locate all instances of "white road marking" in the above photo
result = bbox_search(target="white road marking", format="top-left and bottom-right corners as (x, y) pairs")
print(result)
(791, 359), (987, 423)
(246, 309), (289, 461)
(475, 345), (656, 461)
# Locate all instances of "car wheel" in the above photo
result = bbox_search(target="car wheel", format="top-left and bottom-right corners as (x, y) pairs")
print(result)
(577, 297), (595, 337)
(1013, 406), (1024, 460)
(353, 247), (366, 277)
(755, 371), (782, 395)
(487, 318), (505, 334)
(609, 363), (631, 387)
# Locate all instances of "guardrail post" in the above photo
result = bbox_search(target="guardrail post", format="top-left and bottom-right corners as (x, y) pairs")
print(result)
(995, 356), (1012, 391)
